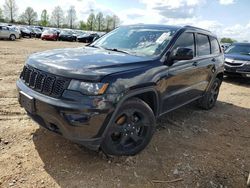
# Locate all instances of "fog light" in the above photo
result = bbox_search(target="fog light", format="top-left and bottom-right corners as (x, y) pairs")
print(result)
(64, 113), (91, 126)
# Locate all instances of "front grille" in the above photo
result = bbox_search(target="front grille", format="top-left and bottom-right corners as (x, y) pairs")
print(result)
(20, 66), (70, 98)
(225, 61), (243, 67)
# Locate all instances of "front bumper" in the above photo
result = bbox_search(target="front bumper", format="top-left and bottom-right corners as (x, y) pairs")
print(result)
(41, 35), (57, 40)
(224, 62), (250, 77)
(17, 79), (116, 150)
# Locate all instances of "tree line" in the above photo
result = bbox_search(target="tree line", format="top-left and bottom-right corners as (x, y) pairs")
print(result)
(0, 0), (120, 31)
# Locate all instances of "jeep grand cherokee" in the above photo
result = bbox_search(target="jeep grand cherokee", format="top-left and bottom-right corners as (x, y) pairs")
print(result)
(17, 25), (224, 156)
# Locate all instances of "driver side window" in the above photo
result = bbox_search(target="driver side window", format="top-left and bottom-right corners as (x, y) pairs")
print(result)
(172, 32), (195, 55)
(2, 26), (8, 31)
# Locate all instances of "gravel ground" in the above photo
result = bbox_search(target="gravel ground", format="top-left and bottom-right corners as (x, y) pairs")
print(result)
(0, 39), (250, 188)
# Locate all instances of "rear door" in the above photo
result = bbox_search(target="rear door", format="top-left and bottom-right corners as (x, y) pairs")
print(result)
(194, 34), (218, 94)
(1, 26), (10, 38)
(0, 26), (4, 38)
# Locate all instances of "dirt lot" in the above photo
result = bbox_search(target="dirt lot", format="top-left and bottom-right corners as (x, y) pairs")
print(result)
(0, 39), (250, 188)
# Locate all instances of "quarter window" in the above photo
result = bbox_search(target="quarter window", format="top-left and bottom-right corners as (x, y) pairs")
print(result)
(210, 37), (221, 54)
(197, 34), (211, 56)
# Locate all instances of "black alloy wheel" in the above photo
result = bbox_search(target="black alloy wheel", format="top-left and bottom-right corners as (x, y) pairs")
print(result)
(199, 78), (222, 110)
(101, 98), (155, 156)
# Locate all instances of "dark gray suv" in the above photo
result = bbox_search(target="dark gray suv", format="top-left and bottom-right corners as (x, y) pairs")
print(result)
(17, 25), (224, 156)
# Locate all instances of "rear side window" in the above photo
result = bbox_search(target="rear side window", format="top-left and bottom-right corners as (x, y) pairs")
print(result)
(210, 37), (221, 54)
(172, 32), (195, 53)
(197, 34), (211, 56)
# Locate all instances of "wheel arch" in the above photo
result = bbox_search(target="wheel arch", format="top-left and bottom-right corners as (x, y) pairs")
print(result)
(99, 87), (160, 140)
(216, 72), (224, 81)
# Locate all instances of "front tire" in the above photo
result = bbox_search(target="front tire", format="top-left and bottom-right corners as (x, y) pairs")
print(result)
(198, 78), (222, 110)
(101, 98), (156, 156)
(9, 34), (16, 41)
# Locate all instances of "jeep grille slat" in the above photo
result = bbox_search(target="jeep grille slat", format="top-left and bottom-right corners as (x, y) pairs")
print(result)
(20, 66), (70, 98)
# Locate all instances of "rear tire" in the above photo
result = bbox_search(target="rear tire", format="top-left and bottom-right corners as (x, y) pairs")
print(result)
(101, 98), (156, 156)
(9, 34), (16, 41)
(198, 78), (222, 110)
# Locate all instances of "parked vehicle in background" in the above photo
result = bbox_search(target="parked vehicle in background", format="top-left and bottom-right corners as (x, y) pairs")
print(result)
(17, 24), (224, 156)
(221, 43), (231, 52)
(77, 33), (100, 43)
(224, 42), (250, 78)
(30, 28), (42, 38)
(20, 27), (32, 38)
(41, 30), (58, 41)
(9, 26), (21, 39)
(73, 30), (86, 38)
(34, 26), (43, 31)
(0, 25), (20, 41)
(58, 30), (77, 42)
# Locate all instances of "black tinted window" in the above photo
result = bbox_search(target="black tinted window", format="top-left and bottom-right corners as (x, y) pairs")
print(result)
(210, 37), (220, 54)
(173, 32), (195, 53)
(197, 34), (210, 56)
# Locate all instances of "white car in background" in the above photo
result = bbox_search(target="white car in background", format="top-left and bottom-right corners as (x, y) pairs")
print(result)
(0, 25), (20, 41)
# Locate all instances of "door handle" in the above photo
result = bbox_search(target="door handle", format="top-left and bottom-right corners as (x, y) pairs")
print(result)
(192, 62), (198, 66)
(211, 58), (216, 62)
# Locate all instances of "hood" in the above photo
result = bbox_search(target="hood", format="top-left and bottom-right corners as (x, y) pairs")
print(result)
(26, 47), (154, 81)
(225, 53), (250, 61)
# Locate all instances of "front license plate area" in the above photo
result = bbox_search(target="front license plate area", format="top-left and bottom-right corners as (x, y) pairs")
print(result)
(19, 91), (35, 114)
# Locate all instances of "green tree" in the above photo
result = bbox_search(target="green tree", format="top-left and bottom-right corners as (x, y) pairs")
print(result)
(3, 0), (18, 23)
(95, 12), (104, 31)
(220, 38), (237, 44)
(86, 13), (95, 31)
(20, 7), (37, 25)
(79, 21), (87, 30)
(67, 6), (77, 29)
(40, 9), (49, 26)
(51, 6), (64, 28)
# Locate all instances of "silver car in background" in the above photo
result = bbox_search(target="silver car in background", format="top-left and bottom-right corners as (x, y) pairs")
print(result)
(0, 25), (20, 41)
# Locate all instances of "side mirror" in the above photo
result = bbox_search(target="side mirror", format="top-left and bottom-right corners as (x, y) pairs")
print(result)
(171, 47), (194, 61)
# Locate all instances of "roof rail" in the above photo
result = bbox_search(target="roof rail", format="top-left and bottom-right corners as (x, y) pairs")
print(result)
(184, 25), (211, 33)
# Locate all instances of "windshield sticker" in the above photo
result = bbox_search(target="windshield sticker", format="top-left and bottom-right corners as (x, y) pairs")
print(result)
(156, 32), (171, 44)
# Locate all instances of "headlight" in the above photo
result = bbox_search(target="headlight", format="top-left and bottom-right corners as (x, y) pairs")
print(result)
(68, 80), (109, 95)
(225, 58), (234, 63)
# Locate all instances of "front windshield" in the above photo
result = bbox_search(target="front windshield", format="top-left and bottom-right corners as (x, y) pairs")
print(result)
(225, 44), (250, 55)
(92, 26), (178, 57)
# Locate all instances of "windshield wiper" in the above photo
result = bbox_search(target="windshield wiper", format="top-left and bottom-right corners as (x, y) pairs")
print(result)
(104, 48), (130, 54)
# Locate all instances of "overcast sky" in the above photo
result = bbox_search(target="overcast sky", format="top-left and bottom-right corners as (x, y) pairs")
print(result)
(1, 0), (250, 41)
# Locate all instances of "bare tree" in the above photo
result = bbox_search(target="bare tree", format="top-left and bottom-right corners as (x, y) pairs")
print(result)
(67, 6), (76, 29)
(105, 15), (112, 32)
(20, 7), (37, 25)
(95, 12), (104, 31)
(111, 15), (120, 30)
(51, 6), (64, 28)
(3, 0), (18, 23)
(40, 9), (49, 26)
(0, 8), (4, 22)
(86, 12), (95, 31)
